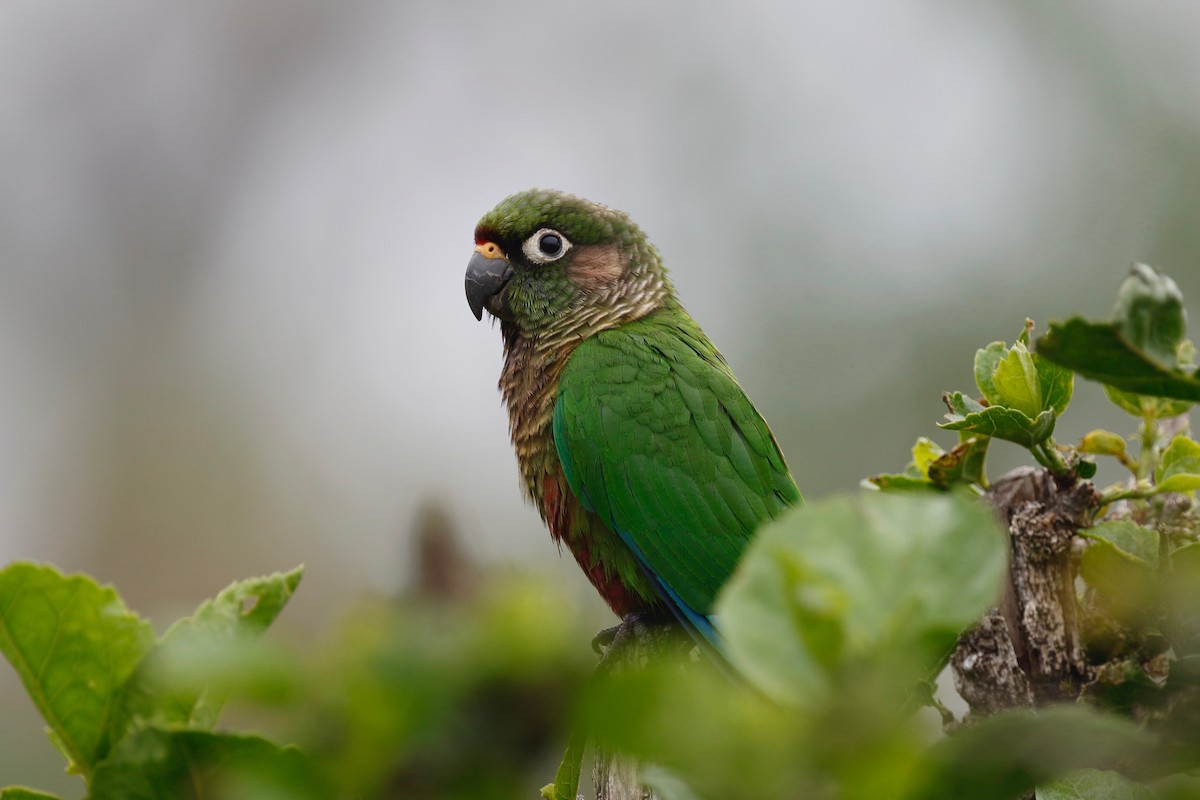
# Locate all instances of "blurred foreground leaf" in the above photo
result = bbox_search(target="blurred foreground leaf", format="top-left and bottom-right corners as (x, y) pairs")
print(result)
(1036, 769), (1156, 800)
(1080, 538), (1156, 626)
(910, 707), (1153, 800)
(718, 491), (1006, 708)
(308, 574), (594, 799)
(580, 660), (801, 800)
(88, 728), (329, 800)
(1166, 543), (1200, 658)
(639, 765), (706, 800)
(0, 789), (63, 800)
(115, 567), (304, 734)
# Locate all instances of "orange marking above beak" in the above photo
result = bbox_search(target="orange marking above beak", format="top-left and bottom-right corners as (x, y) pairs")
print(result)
(474, 241), (505, 260)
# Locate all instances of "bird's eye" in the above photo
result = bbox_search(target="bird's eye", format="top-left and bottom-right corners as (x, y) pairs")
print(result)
(538, 233), (562, 255)
(522, 228), (571, 264)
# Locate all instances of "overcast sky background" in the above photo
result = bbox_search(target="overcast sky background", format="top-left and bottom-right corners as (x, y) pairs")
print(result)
(3, 1), (1200, 790)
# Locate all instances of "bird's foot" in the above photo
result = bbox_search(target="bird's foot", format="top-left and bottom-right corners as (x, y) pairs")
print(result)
(593, 609), (674, 671)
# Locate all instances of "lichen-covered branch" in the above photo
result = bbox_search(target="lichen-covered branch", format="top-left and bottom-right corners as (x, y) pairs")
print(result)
(951, 610), (1033, 715)
(953, 466), (1099, 717)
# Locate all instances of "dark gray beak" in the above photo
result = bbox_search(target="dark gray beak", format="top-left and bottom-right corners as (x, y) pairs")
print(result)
(465, 248), (513, 321)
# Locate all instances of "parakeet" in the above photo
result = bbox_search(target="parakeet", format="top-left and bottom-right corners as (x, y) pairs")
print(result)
(465, 189), (801, 643)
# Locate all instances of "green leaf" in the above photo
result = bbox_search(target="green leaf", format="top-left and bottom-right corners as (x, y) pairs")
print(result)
(1167, 541), (1200, 608)
(866, 473), (940, 492)
(1161, 433), (1200, 473)
(1166, 543), (1200, 658)
(1148, 774), (1200, 800)
(1113, 263), (1186, 367)
(944, 390), (986, 417)
(543, 722), (588, 800)
(114, 567), (304, 735)
(717, 492), (1006, 708)
(940, 403), (1056, 448)
(1170, 541), (1200, 569)
(1180, 338), (1198, 369)
(1035, 264), (1196, 403)
(189, 565), (304, 634)
(1082, 521), (1159, 565)
(927, 436), (991, 488)
(1079, 430), (1129, 459)
(579, 659), (800, 800)
(866, 439), (943, 491)
(1037, 352), (1075, 416)
(992, 341), (1043, 418)
(88, 727), (329, 800)
(1017, 318), (1034, 346)
(0, 789), (64, 800)
(975, 341), (1007, 404)
(0, 563), (154, 775)
(909, 706), (1153, 800)
(911, 437), (945, 477)
(1036, 769), (1157, 800)
(1037, 317), (1200, 403)
(1156, 474), (1200, 494)
(1103, 385), (1192, 419)
(868, 436), (988, 493)
(1157, 435), (1200, 495)
(1080, 538), (1156, 625)
(975, 329), (1071, 418)
(1104, 385), (1149, 416)
(639, 765), (706, 800)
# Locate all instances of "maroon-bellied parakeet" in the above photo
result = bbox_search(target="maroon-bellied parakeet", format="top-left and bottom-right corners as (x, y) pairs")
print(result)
(465, 189), (801, 644)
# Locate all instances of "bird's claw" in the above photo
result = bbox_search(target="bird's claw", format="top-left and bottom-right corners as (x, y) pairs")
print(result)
(591, 624), (620, 654)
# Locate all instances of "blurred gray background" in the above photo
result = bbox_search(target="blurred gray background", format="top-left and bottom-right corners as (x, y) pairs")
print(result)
(3, 0), (1200, 791)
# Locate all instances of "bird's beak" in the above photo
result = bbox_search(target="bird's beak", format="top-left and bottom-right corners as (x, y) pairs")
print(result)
(465, 242), (513, 321)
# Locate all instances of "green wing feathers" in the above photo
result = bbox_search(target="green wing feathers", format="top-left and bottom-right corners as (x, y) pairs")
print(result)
(552, 306), (801, 620)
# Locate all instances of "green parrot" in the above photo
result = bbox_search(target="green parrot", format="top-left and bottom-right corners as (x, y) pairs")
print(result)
(465, 189), (801, 644)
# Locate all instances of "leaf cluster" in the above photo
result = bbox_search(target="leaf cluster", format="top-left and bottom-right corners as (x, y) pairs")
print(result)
(859, 264), (1200, 798)
(0, 563), (319, 799)
(0, 564), (596, 800)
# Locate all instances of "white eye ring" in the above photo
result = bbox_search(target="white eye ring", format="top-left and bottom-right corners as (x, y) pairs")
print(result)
(522, 228), (571, 264)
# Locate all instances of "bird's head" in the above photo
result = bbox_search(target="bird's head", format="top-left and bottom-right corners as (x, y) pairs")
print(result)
(465, 189), (670, 334)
